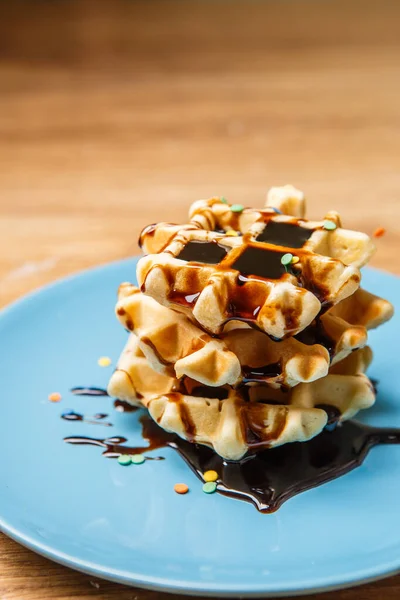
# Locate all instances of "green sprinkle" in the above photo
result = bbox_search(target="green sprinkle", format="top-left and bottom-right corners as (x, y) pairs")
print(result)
(231, 204), (244, 213)
(281, 253), (294, 266)
(220, 196), (228, 204)
(118, 455), (132, 466)
(202, 481), (217, 494)
(131, 454), (145, 465)
(323, 220), (337, 231)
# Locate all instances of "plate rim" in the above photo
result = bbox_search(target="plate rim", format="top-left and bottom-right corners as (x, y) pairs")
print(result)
(1, 258), (400, 597)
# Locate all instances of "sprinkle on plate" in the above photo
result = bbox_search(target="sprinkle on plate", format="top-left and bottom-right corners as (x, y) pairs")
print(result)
(174, 483), (189, 494)
(131, 454), (145, 465)
(48, 392), (62, 403)
(98, 356), (112, 367)
(202, 482), (217, 494)
(373, 227), (386, 238)
(203, 470), (218, 482)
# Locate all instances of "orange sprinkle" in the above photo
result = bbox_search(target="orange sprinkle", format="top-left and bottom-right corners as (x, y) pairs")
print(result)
(48, 392), (62, 403)
(373, 227), (386, 238)
(174, 483), (189, 495)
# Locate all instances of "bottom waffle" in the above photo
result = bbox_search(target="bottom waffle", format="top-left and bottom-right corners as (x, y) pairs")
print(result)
(108, 335), (376, 460)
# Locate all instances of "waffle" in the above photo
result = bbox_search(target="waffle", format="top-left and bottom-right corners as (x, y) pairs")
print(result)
(115, 282), (242, 387)
(147, 347), (375, 460)
(116, 283), (374, 388)
(265, 184), (306, 218)
(108, 335), (376, 460)
(137, 196), (374, 337)
(107, 334), (175, 406)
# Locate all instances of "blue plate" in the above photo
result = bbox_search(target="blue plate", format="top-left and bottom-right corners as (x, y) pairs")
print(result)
(0, 259), (399, 597)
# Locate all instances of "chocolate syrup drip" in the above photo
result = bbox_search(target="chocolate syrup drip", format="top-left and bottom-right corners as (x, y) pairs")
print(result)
(256, 220), (313, 248)
(65, 410), (400, 513)
(172, 420), (400, 513)
(191, 386), (229, 400)
(166, 393), (197, 441)
(113, 399), (140, 413)
(64, 414), (171, 457)
(242, 362), (282, 383)
(231, 246), (286, 280)
(177, 240), (228, 264)
(61, 410), (112, 427)
(71, 387), (109, 396)
(295, 319), (336, 358)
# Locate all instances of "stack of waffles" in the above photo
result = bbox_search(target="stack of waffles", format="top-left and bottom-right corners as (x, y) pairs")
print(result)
(108, 186), (393, 460)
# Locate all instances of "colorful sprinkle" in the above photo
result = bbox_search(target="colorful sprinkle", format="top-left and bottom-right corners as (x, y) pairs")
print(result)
(281, 253), (294, 266)
(220, 197), (228, 204)
(174, 483), (189, 494)
(231, 204), (244, 213)
(98, 356), (112, 367)
(291, 256), (300, 265)
(270, 207), (283, 214)
(226, 230), (239, 237)
(131, 454), (145, 465)
(323, 220), (337, 231)
(202, 481), (217, 494)
(373, 227), (386, 238)
(48, 392), (62, 403)
(203, 470), (218, 482)
(117, 455), (132, 466)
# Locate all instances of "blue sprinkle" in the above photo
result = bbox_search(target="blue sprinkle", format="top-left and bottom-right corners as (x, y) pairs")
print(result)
(270, 207), (283, 214)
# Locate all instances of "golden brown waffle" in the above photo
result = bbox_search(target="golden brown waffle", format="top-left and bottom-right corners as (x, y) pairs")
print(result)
(147, 347), (375, 460)
(114, 283), (389, 389)
(107, 334), (175, 406)
(108, 334), (376, 460)
(137, 195), (373, 337)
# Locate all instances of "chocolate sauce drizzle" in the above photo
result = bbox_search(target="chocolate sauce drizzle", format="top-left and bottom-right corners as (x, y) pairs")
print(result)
(71, 387), (109, 396)
(64, 414), (169, 459)
(175, 420), (400, 512)
(61, 410), (112, 427)
(113, 400), (140, 413)
(64, 399), (400, 513)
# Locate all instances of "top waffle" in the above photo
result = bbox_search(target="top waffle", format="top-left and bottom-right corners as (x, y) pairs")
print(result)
(137, 188), (375, 338)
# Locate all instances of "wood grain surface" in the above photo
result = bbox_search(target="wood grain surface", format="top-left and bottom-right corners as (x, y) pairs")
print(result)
(0, 0), (399, 598)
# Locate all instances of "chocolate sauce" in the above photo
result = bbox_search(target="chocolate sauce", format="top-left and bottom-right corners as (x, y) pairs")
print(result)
(295, 319), (336, 358)
(64, 414), (172, 457)
(256, 220), (313, 248)
(64, 408), (400, 513)
(172, 420), (400, 512)
(231, 246), (286, 280)
(177, 240), (228, 264)
(71, 387), (109, 396)
(191, 386), (229, 400)
(113, 399), (140, 413)
(61, 410), (112, 427)
(242, 362), (282, 383)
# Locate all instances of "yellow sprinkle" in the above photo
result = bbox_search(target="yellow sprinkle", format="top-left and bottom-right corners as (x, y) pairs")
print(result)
(203, 470), (218, 483)
(226, 230), (238, 237)
(291, 256), (300, 264)
(48, 392), (62, 403)
(98, 356), (112, 367)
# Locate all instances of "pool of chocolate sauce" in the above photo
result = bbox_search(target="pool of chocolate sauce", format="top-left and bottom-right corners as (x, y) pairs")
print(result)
(65, 387), (400, 513)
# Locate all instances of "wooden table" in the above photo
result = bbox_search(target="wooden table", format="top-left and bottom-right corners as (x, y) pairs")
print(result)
(1, 1), (399, 598)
